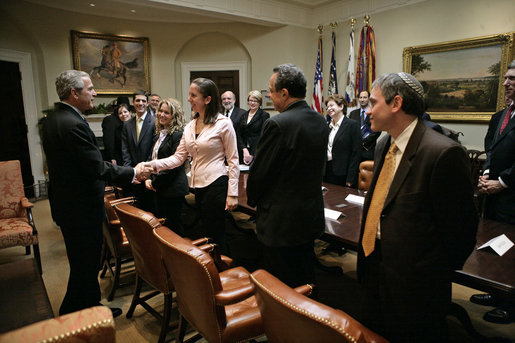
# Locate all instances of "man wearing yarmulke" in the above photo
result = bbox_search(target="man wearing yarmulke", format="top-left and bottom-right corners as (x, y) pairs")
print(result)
(357, 72), (478, 342)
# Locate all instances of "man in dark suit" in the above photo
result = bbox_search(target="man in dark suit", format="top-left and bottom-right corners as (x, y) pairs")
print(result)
(247, 64), (328, 288)
(42, 70), (150, 316)
(221, 90), (246, 129)
(122, 90), (155, 210)
(349, 90), (381, 161)
(473, 61), (515, 324)
(357, 72), (477, 342)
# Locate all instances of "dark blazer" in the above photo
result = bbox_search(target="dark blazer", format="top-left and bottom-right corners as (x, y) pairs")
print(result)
(237, 108), (270, 156)
(247, 100), (329, 247)
(101, 113), (124, 165)
(357, 120), (477, 337)
(327, 117), (361, 186)
(148, 131), (189, 198)
(483, 106), (515, 224)
(121, 112), (155, 167)
(349, 108), (381, 161)
(43, 102), (134, 228)
(484, 108), (504, 151)
(229, 106), (246, 129)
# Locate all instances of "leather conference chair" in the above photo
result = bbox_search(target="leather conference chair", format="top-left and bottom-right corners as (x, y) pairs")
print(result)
(153, 225), (264, 343)
(249, 269), (389, 343)
(113, 203), (177, 343)
(0, 306), (115, 343)
(0, 160), (42, 273)
(100, 191), (135, 301)
(358, 160), (374, 191)
(466, 149), (487, 217)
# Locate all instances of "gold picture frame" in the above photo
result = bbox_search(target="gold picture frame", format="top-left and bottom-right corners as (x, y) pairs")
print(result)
(71, 30), (150, 95)
(403, 32), (514, 123)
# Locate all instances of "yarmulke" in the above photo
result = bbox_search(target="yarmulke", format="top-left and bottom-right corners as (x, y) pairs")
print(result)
(397, 72), (424, 98)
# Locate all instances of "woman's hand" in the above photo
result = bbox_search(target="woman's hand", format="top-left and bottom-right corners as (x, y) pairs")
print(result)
(243, 148), (253, 165)
(145, 179), (156, 192)
(225, 195), (238, 211)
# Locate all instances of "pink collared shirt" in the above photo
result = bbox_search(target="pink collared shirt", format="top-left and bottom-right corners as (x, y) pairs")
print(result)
(149, 114), (240, 196)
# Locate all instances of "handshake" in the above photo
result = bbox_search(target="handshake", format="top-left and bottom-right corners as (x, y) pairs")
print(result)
(133, 162), (154, 183)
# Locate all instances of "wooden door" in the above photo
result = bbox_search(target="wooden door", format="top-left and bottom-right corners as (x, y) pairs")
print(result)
(190, 70), (240, 107)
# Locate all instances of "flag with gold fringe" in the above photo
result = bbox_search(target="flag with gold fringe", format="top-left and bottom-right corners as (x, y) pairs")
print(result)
(355, 23), (376, 96)
(312, 35), (324, 115)
(328, 31), (338, 96)
(345, 25), (355, 104)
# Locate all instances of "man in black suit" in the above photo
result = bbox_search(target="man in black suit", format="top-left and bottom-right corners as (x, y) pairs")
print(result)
(473, 61), (515, 324)
(349, 90), (381, 161)
(42, 70), (150, 316)
(122, 90), (156, 210)
(358, 72), (477, 342)
(147, 93), (161, 117)
(247, 64), (328, 288)
(221, 90), (246, 129)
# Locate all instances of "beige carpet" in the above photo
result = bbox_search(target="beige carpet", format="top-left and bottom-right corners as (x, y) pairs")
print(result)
(0, 199), (513, 342)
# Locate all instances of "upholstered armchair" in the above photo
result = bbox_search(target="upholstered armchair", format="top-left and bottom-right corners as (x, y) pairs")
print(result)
(0, 306), (115, 343)
(358, 160), (374, 191)
(0, 160), (41, 273)
(250, 269), (388, 343)
(100, 190), (135, 301)
(153, 225), (264, 343)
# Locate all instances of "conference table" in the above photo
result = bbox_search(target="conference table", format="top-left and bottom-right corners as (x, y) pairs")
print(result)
(237, 171), (515, 338)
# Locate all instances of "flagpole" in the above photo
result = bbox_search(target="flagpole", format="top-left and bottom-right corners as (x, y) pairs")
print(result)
(311, 25), (324, 115)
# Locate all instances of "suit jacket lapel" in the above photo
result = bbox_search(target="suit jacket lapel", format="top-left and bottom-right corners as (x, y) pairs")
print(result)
(130, 117), (138, 145)
(491, 107), (514, 148)
(383, 120), (425, 209)
(333, 118), (347, 143)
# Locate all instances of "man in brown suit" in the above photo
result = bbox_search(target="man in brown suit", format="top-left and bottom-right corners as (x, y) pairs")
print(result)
(357, 72), (478, 342)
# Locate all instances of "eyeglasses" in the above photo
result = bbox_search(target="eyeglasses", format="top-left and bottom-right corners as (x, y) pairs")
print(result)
(248, 99), (260, 104)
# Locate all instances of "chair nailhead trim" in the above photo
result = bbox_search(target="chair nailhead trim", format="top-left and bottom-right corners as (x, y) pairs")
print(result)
(39, 318), (113, 343)
(250, 275), (357, 343)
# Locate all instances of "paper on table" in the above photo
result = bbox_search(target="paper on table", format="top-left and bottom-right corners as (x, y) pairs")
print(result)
(477, 234), (514, 256)
(324, 208), (343, 220)
(239, 164), (250, 172)
(345, 194), (364, 205)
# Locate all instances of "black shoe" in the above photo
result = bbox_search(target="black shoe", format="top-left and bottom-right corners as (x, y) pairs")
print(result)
(110, 307), (122, 318)
(483, 308), (514, 324)
(470, 293), (501, 307)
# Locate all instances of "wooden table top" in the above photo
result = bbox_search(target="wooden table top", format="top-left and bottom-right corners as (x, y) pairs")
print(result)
(237, 172), (515, 298)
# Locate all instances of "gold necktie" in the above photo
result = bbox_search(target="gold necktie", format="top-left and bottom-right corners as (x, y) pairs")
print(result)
(136, 117), (143, 142)
(362, 142), (398, 256)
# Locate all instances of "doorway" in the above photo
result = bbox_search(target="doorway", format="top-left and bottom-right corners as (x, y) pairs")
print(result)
(0, 60), (34, 197)
(190, 70), (241, 107)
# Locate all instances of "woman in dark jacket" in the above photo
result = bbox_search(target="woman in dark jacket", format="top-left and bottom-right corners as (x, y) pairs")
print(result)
(324, 94), (361, 188)
(145, 98), (189, 235)
(102, 103), (131, 165)
(237, 90), (270, 165)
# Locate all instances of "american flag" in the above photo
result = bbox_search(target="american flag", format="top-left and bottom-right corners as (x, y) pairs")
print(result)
(328, 31), (338, 96)
(312, 36), (323, 115)
(345, 26), (355, 104)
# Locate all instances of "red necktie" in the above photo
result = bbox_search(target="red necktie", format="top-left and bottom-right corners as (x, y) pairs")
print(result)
(499, 104), (514, 134)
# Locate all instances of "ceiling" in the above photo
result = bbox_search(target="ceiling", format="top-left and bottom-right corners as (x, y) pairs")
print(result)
(24, 0), (427, 28)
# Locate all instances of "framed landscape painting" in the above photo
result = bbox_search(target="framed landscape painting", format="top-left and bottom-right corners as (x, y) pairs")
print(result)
(403, 32), (513, 122)
(71, 30), (150, 95)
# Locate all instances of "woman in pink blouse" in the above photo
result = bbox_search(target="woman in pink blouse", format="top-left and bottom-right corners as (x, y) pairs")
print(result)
(143, 78), (239, 253)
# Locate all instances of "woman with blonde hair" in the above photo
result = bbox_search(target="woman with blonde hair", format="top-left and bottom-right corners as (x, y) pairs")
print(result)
(145, 98), (189, 235)
(237, 90), (270, 165)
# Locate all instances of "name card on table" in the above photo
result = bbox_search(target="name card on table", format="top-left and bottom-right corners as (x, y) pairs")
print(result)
(477, 234), (514, 256)
(324, 208), (344, 221)
(345, 194), (364, 205)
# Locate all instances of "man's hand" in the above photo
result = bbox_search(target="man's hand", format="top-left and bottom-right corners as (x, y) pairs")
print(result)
(134, 162), (153, 182)
(478, 174), (503, 195)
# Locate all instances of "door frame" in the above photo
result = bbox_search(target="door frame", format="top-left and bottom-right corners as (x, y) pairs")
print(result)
(0, 48), (44, 183)
(181, 61), (247, 119)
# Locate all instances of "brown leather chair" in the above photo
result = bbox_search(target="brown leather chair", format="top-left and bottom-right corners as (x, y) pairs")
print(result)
(100, 191), (135, 301)
(153, 225), (264, 343)
(113, 203), (177, 343)
(250, 269), (389, 343)
(358, 160), (374, 191)
(0, 160), (41, 273)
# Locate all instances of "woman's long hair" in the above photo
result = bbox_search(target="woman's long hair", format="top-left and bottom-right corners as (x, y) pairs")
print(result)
(155, 98), (186, 134)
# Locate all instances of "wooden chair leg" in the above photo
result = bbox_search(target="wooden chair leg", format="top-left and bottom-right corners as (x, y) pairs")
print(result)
(175, 314), (187, 343)
(25, 245), (30, 255)
(107, 256), (122, 301)
(158, 293), (173, 343)
(126, 275), (142, 318)
(33, 243), (42, 274)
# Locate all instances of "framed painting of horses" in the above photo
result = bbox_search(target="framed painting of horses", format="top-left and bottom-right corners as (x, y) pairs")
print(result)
(71, 30), (150, 95)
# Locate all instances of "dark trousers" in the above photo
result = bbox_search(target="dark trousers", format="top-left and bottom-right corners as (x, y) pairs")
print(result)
(263, 241), (315, 288)
(156, 194), (185, 236)
(59, 222), (103, 315)
(360, 242), (449, 342)
(324, 160), (350, 187)
(194, 175), (229, 254)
